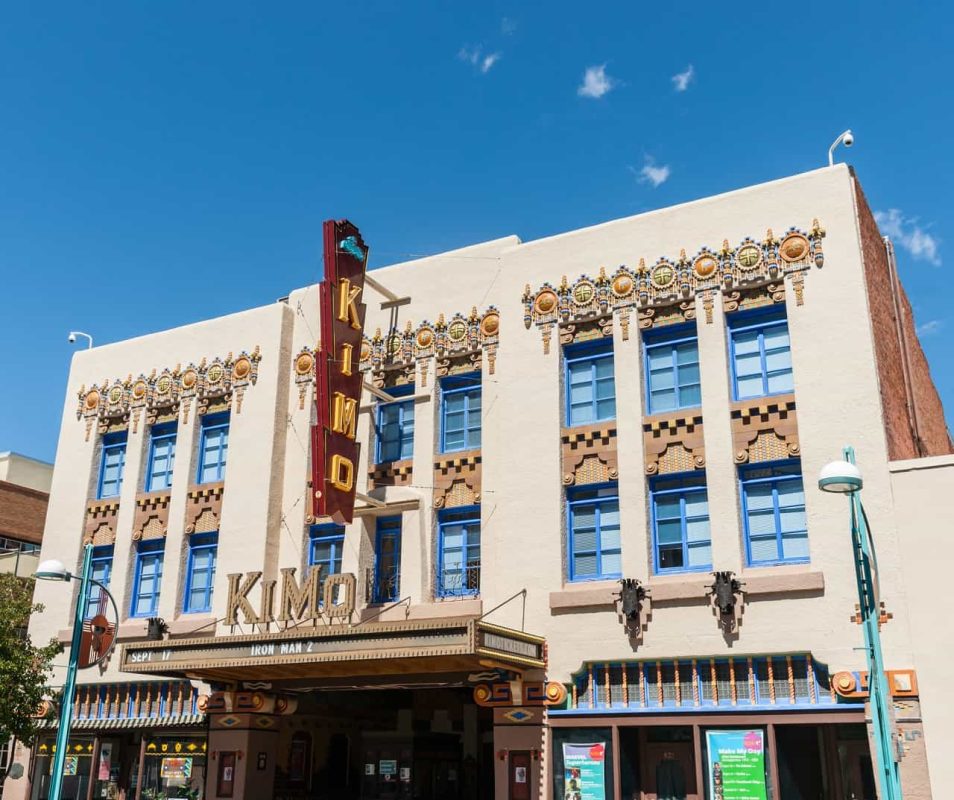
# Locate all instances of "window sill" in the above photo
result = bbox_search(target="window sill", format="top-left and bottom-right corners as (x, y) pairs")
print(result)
(729, 392), (796, 411)
(167, 615), (217, 637)
(741, 565), (824, 596)
(550, 580), (618, 611)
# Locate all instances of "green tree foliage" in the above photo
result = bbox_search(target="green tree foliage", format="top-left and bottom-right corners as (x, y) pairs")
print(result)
(0, 574), (60, 742)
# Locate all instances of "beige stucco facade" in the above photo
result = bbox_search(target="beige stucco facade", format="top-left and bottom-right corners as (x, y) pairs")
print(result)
(6, 164), (950, 800)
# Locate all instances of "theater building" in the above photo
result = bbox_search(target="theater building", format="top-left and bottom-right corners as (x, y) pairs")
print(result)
(6, 164), (954, 800)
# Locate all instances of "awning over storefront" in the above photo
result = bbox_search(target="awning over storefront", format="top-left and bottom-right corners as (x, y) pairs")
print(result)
(37, 714), (206, 731)
(121, 616), (545, 683)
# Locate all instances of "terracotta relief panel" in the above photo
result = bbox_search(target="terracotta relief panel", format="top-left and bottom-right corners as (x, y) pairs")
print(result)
(562, 424), (619, 486)
(133, 492), (172, 542)
(184, 482), (225, 534)
(369, 459), (413, 489)
(643, 414), (705, 476)
(730, 395), (799, 465)
(433, 451), (481, 508)
(83, 499), (120, 545)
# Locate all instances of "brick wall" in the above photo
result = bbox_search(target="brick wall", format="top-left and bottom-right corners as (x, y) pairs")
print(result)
(0, 480), (48, 545)
(853, 174), (954, 459)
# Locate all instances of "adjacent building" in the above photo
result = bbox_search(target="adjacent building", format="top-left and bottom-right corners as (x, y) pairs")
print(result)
(5, 164), (953, 800)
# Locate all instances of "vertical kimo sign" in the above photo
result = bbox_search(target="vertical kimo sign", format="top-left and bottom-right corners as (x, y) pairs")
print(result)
(312, 219), (368, 524)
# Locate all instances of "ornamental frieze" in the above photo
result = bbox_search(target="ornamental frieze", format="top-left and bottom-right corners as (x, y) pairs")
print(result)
(76, 348), (262, 440)
(522, 220), (825, 350)
(561, 425), (619, 486)
(730, 395), (800, 464)
(643, 414), (706, 476)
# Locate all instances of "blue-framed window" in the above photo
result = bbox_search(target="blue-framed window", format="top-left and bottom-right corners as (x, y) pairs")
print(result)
(729, 308), (793, 400)
(440, 374), (481, 453)
(85, 545), (114, 619)
(567, 484), (622, 581)
(650, 475), (712, 573)
(437, 506), (480, 597)
(565, 340), (616, 426)
(740, 461), (808, 565)
(145, 423), (177, 492)
(130, 540), (165, 618)
(309, 524), (345, 597)
(372, 517), (402, 604)
(97, 432), (127, 499)
(644, 326), (701, 414)
(183, 532), (218, 613)
(376, 384), (415, 463)
(197, 413), (230, 484)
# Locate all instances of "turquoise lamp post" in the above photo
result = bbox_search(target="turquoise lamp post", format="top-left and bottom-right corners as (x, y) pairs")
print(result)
(818, 446), (903, 800)
(35, 543), (117, 800)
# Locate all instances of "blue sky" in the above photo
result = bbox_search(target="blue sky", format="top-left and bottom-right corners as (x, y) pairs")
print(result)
(1, 1), (951, 462)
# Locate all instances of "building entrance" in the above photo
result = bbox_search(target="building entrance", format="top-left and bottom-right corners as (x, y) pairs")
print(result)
(267, 687), (494, 800)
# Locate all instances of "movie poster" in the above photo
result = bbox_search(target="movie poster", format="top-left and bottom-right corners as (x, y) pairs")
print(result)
(705, 729), (768, 800)
(562, 742), (607, 800)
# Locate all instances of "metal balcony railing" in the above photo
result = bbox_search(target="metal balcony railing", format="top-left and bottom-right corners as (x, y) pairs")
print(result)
(437, 560), (481, 599)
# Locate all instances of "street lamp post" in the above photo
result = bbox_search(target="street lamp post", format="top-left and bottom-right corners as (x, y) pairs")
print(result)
(35, 543), (117, 800)
(818, 446), (903, 800)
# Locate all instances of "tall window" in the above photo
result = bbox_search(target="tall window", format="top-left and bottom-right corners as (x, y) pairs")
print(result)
(565, 340), (616, 426)
(197, 413), (229, 484)
(372, 517), (402, 604)
(184, 533), (218, 613)
(650, 475), (711, 573)
(85, 545), (114, 619)
(145, 423), (177, 492)
(131, 540), (164, 618)
(729, 308), (794, 400)
(740, 462), (808, 565)
(440, 374), (481, 453)
(644, 327), (701, 414)
(567, 485), (622, 581)
(376, 385), (415, 463)
(309, 524), (345, 597)
(437, 507), (480, 597)
(97, 432), (127, 499)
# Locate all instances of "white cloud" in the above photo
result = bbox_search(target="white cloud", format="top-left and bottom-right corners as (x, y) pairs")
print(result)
(501, 17), (517, 35)
(458, 45), (501, 74)
(631, 156), (670, 188)
(578, 64), (615, 99)
(671, 64), (694, 92)
(916, 319), (944, 337)
(874, 208), (941, 266)
(481, 52), (501, 73)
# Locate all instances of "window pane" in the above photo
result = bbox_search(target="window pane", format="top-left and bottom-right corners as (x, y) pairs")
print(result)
(767, 371), (794, 394)
(574, 553), (598, 576)
(572, 528), (598, 554)
(600, 551), (621, 576)
(779, 508), (806, 533)
(684, 493), (709, 518)
(687, 542), (711, 567)
(734, 353), (763, 378)
(747, 509), (778, 537)
(675, 342), (698, 366)
(594, 357), (614, 379)
(782, 532), (810, 560)
(600, 526), (621, 552)
(569, 383), (594, 405)
(650, 368), (675, 391)
(648, 348), (674, 370)
(736, 376), (764, 398)
(659, 546), (684, 570)
(650, 389), (676, 412)
(745, 484), (775, 510)
(764, 349), (791, 373)
(749, 536), (780, 562)
(596, 397), (616, 419)
(762, 325), (790, 350)
(777, 482), (805, 506)
(655, 496), (681, 520)
(733, 332), (760, 355)
(685, 518), (710, 543)
(656, 519), (683, 545)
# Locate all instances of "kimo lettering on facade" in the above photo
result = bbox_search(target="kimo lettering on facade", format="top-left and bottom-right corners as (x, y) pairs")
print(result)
(225, 567), (357, 625)
(312, 219), (368, 524)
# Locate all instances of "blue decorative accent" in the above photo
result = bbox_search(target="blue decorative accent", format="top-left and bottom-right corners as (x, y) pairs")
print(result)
(130, 540), (164, 618)
(440, 374), (481, 453)
(309, 524), (345, 599)
(375, 383), (415, 463)
(97, 432), (127, 499)
(552, 654), (859, 715)
(740, 460), (808, 566)
(184, 532), (218, 613)
(197, 412), (229, 484)
(650, 474), (712, 574)
(339, 235), (365, 261)
(564, 339), (615, 426)
(437, 506), (480, 597)
(643, 324), (701, 414)
(145, 422), (177, 492)
(728, 307), (793, 401)
(372, 516), (402, 604)
(567, 484), (621, 582)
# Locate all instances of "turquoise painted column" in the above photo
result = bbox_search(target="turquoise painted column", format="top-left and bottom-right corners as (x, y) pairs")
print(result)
(844, 446), (903, 800)
(48, 542), (93, 800)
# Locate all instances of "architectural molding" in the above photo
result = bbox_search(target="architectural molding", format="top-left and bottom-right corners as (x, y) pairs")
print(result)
(433, 451), (481, 508)
(729, 395), (799, 465)
(561, 425), (618, 486)
(643, 413), (705, 476)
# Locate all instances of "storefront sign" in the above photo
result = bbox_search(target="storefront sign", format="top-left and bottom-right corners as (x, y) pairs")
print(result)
(562, 742), (606, 800)
(224, 568), (356, 626)
(313, 219), (369, 524)
(705, 730), (767, 800)
(61, 757), (78, 777)
(380, 759), (397, 780)
(160, 757), (193, 780)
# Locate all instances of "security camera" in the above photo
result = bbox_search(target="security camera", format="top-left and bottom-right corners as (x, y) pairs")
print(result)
(68, 333), (77, 343)
(843, 131), (854, 147)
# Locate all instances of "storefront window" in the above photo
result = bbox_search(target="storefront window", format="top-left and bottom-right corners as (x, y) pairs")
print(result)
(141, 738), (207, 799)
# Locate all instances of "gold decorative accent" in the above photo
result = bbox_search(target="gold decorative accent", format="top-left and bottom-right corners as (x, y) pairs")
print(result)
(780, 233), (810, 263)
(651, 261), (676, 289)
(736, 243), (762, 271)
(693, 252), (718, 279)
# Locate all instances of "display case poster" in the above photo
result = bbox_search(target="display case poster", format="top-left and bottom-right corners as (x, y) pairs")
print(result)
(705, 729), (768, 800)
(98, 742), (112, 780)
(562, 742), (607, 800)
(160, 757), (193, 780)
(61, 757), (78, 777)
